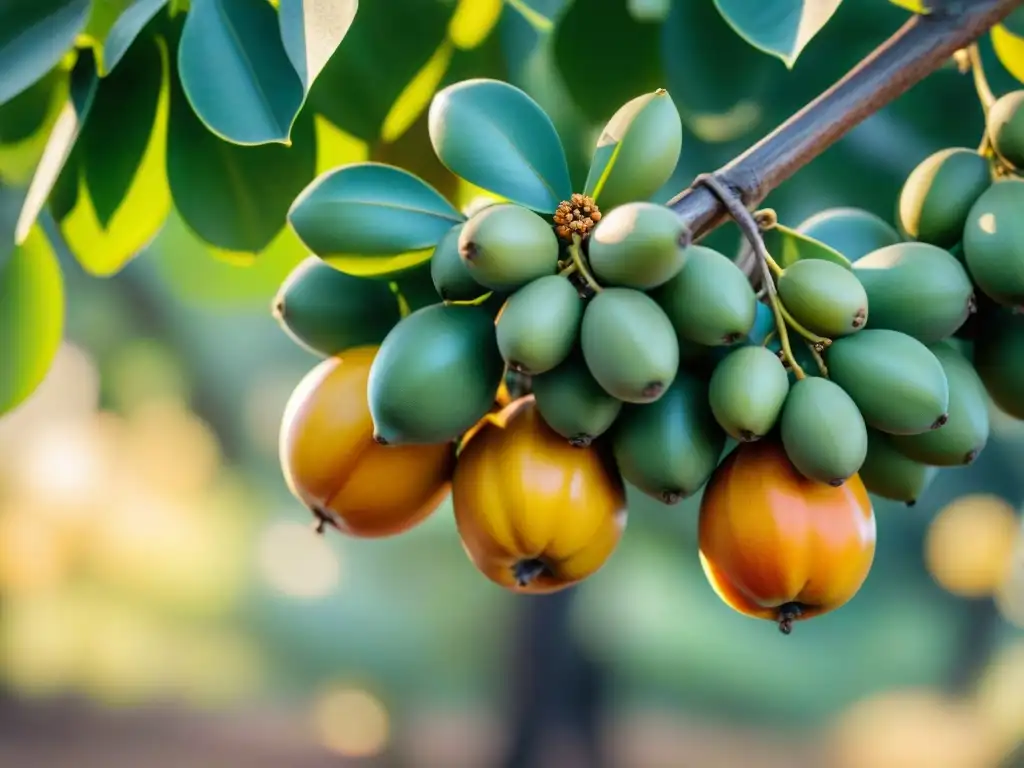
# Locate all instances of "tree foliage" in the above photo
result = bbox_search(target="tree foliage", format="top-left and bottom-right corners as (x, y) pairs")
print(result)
(1, 0), (1024, 417)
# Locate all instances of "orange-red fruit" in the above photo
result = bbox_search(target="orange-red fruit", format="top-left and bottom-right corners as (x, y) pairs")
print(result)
(453, 397), (627, 594)
(279, 346), (455, 537)
(698, 439), (876, 633)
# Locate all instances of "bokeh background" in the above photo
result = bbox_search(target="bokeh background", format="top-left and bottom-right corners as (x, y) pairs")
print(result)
(2, 0), (1024, 765)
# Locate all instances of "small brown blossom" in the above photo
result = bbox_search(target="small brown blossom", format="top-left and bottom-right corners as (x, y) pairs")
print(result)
(553, 194), (601, 241)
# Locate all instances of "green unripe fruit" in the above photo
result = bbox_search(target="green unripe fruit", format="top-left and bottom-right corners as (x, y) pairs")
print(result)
(368, 303), (504, 445)
(651, 245), (756, 346)
(889, 342), (989, 466)
(796, 207), (901, 263)
(495, 275), (582, 375)
(612, 375), (726, 504)
(897, 148), (991, 248)
(973, 310), (1024, 420)
(781, 377), (868, 486)
(988, 90), (1024, 169)
(853, 242), (975, 343)
(587, 202), (689, 289)
(581, 287), (679, 404)
(532, 351), (623, 445)
(708, 345), (790, 442)
(776, 258), (869, 338)
(826, 329), (949, 435)
(273, 256), (402, 357)
(963, 179), (1024, 309)
(859, 428), (937, 507)
(584, 89), (683, 213)
(458, 203), (559, 291)
(431, 224), (484, 301)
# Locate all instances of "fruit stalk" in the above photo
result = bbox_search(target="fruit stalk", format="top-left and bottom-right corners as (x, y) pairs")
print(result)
(569, 234), (602, 294)
(668, 0), (1024, 247)
(694, 174), (806, 379)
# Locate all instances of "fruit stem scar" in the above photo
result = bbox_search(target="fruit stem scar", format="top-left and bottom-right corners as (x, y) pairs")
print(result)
(569, 234), (603, 293)
(513, 558), (548, 587)
(310, 507), (330, 535)
(693, 174), (807, 380)
(777, 602), (803, 635)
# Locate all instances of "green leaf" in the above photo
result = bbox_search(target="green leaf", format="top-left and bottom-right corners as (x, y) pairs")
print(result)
(100, 0), (169, 75)
(1002, 8), (1024, 38)
(661, 0), (775, 143)
(14, 51), (98, 244)
(0, 68), (63, 145)
(309, 0), (453, 142)
(448, 0), (503, 49)
(0, 0), (91, 105)
(0, 72), (68, 185)
(713, 0), (842, 68)
(288, 162), (464, 278)
(167, 56), (317, 253)
(762, 223), (853, 270)
(553, 0), (664, 123)
(428, 78), (571, 212)
(56, 33), (170, 275)
(0, 224), (65, 417)
(278, 0), (358, 90)
(888, 0), (930, 13)
(177, 0), (304, 145)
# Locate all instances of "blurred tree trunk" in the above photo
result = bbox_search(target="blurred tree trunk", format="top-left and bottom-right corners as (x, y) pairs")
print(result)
(501, 588), (608, 768)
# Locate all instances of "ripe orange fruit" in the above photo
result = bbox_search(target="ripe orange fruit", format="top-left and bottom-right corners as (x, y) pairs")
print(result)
(698, 439), (876, 633)
(453, 397), (627, 594)
(279, 346), (455, 538)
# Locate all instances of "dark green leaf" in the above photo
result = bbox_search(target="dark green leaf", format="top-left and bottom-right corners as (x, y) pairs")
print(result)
(57, 33), (170, 275)
(288, 162), (463, 278)
(177, 0), (304, 144)
(713, 0), (843, 68)
(14, 51), (98, 244)
(1003, 8), (1024, 38)
(0, 68), (63, 144)
(553, 0), (663, 123)
(308, 0), (453, 142)
(81, 32), (163, 226)
(278, 0), (358, 90)
(763, 223), (853, 270)
(661, 0), (777, 143)
(0, 224), (64, 416)
(101, 0), (169, 75)
(167, 58), (316, 253)
(428, 78), (571, 212)
(0, 0), (91, 105)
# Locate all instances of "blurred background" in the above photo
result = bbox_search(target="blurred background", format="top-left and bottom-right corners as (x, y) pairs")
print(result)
(1, 0), (1024, 766)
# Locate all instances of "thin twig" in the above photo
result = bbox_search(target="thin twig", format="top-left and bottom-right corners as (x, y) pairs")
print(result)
(694, 174), (805, 379)
(668, 0), (1024, 246)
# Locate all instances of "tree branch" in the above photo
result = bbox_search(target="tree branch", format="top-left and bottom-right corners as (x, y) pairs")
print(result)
(669, 0), (1024, 240)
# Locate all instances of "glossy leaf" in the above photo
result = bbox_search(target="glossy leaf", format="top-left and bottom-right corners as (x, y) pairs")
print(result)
(14, 52), (98, 244)
(178, 0), (304, 145)
(309, 0), (453, 142)
(763, 223), (853, 270)
(449, 0), (503, 49)
(278, 0), (358, 90)
(0, 225), (65, 416)
(0, 0), (91, 105)
(554, 0), (663, 123)
(100, 0), (169, 75)
(167, 60), (317, 253)
(288, 162), (464, 278)
(993, 23), (1024, 85)
(57, 34), (170, 276)
(428, 78), (571, 212)
(713, 0), (842, 68)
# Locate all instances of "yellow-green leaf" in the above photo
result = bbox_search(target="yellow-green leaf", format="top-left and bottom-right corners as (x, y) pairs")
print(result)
(993, 23), (1024, 84)
(0, 225), (65, 416)
(449, 0), (503, 49)
(381, 39), (454, 143)
(0, 69), (69, 185)
(888, 0), (930, 13)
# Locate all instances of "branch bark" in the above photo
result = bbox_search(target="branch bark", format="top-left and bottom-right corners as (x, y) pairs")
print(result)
(668, 0), (1024, 240)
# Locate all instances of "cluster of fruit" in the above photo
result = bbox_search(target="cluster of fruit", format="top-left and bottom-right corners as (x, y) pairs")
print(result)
(270, 77), (1024, 634)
